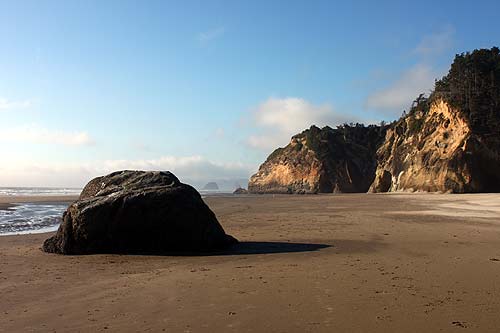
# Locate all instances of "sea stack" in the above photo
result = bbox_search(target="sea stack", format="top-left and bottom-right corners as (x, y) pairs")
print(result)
(202, 182), (219, 190)
(42, 170), (237, 254)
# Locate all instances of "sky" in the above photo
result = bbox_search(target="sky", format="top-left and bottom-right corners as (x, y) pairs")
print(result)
(1, 0), (499, 188)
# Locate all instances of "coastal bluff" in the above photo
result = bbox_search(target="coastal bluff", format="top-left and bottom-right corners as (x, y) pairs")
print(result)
(249, 47), (500, 194)
(248, 124), (387, 194)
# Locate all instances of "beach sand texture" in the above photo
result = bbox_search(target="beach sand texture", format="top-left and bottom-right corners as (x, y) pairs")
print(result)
(1, 193), (500, 332)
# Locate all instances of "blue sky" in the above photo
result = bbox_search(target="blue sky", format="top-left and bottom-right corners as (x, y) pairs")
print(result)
(1, 0), (499, 187)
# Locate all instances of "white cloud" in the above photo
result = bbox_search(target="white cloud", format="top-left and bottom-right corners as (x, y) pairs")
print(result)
(0, 98), (32, 111)
(414, 26), (455, 57)
(246, 97), (357, 151)
(365, 64), (438, 115)
(0, 156), (253, 188)
(198, 27), (225, 44)
(0, 124), (95, 146)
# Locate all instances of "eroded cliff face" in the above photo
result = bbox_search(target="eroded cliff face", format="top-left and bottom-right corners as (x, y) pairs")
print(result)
(370, 99), (500, 193)
(370, 100), (470, 192)
(248, 125), (386, 194)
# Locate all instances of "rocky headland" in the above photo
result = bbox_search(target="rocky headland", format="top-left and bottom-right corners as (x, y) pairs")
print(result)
(249, 47), (500, 194)
(248, 124), (387, 193)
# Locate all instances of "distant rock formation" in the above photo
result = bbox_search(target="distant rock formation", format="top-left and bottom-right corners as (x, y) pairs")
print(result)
(233, 187), (249, 194)
(250, 47), (500, 194)
(202, 182), (219, 190)
(43, 171), (237, 254)
(249, 124), (387, 193)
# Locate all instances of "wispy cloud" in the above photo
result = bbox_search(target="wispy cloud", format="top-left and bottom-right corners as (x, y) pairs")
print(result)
(365, 64), (439, 115)
(0, 97), (32, 111)
(245, 97), (359, 151)
(198, 27), (225, 44)
(0, 124), (95, 146)
(365, 26), (454, 117)
(414, 25), (455, 57)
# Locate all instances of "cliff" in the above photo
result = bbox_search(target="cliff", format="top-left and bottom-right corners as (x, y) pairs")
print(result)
(248, 124), (387, 193)
(371, 47), (500, 193)
(370, 99), (491, 192)
(249, 47), (500, 194)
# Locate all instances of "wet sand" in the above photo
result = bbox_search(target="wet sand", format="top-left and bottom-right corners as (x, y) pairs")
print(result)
(0, 196), (78, 214)
(1, 193), (500, 332)
(0, 195), (78, 207)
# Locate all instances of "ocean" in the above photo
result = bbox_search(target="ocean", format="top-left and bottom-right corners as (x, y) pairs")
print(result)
(0, 203), (68, 235)
(0, 187), (80, 235)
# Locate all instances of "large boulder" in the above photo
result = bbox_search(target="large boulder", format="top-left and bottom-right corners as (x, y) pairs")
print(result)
(43, 171), (237, 254)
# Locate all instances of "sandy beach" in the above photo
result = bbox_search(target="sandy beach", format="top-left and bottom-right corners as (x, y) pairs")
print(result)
(1, 193), (500, 332)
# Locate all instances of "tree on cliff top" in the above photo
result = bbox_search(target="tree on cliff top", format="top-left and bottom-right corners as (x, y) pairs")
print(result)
(432, 47), (500, 133)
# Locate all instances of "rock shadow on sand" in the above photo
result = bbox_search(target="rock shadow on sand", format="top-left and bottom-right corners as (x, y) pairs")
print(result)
(120, 241), (331, 257)
(223, 241), (330, 255)
(82, 239), (386, 257)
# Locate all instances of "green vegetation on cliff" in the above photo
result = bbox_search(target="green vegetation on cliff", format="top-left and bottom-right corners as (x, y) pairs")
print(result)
(432, 47), (500, 133)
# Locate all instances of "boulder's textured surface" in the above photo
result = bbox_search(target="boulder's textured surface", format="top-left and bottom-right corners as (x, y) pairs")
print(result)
(248, 125), (387, 193)
(43, 171), (237, 254)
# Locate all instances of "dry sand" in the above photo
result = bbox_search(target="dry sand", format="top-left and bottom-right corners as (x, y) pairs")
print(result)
(1, 193), (500, 332)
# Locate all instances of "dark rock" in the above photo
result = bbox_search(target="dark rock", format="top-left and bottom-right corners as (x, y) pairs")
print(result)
(371, 170), (392, 193)
(233, 187), (249, 194)
(43, 171), (237, 255)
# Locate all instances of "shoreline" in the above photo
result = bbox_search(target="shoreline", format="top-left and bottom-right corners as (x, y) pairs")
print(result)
(0, 195), (78, 213)
(0, 202), (15, 211)
(0, 195), (79, 205)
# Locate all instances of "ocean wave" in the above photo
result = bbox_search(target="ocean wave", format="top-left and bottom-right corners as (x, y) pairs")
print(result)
(0, 203), (67, 235)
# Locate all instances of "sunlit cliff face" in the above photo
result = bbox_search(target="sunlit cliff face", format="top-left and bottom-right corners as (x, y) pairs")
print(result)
(249, 136), (323, 194)
(249, 125), (386, 194)
(371, 99), (473, 193)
